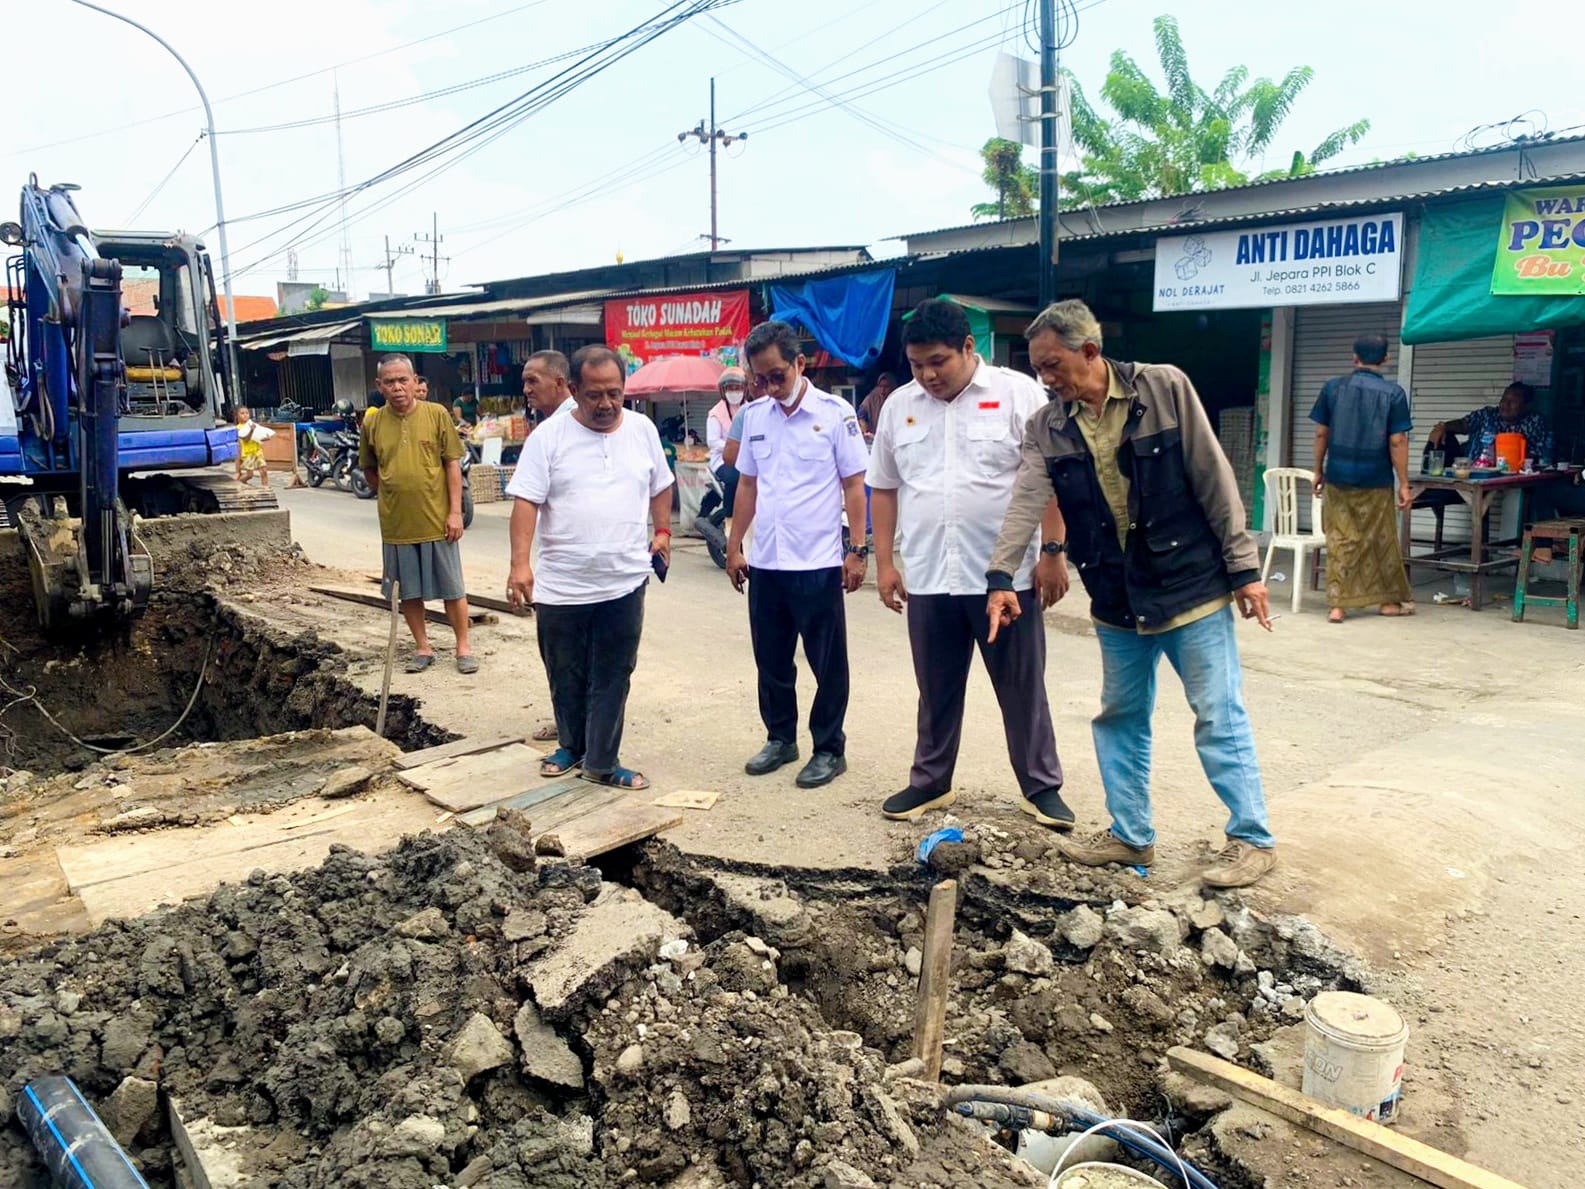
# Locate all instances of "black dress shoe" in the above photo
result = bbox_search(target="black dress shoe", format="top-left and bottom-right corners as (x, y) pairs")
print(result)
(1021, 787), (1076, 830)
(745, 740), (799, 776)
(795, 751), (847, 788)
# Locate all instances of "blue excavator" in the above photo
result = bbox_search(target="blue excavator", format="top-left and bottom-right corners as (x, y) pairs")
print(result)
(2, 175), (276, 632)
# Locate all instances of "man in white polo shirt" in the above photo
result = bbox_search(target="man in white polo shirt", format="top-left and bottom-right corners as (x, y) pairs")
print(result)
(868, 299), (1071, 824)
(726, 320), (870, 790)
(506, 345), (674, 791)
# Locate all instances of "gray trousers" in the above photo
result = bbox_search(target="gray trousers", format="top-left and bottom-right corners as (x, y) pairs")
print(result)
(906, 588), (1064, 797)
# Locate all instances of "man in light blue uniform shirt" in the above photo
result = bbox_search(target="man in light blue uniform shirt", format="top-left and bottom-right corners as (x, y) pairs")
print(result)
(726, 321), (870, 789)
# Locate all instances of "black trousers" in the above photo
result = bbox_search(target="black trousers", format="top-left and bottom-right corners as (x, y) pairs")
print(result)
(714, 464), (742, 517)
(906, 589), (1064, 797)
(747, 566), (848, 755)
(534, 583), (646, 776)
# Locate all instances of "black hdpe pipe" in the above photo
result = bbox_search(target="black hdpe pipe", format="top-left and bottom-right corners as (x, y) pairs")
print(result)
(18, 1076), (151, 1189)
(943, 1085), (1222, 1189)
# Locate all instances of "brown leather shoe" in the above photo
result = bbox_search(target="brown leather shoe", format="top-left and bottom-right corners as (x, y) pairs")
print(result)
(1056, 828), (1154, 868)
(1201, 839), (1278, 889)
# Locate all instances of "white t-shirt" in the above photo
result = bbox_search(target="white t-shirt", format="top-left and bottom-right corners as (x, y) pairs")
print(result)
(507, 411), (675, 606)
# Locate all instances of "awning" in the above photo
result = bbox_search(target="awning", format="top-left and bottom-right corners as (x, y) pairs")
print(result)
(903, 293), (1036, 362)
(238, 318), (362, 352)
(1402, 197), (1585, 344)
(367, 289), (612, 321)
(770, 269), (896, 368)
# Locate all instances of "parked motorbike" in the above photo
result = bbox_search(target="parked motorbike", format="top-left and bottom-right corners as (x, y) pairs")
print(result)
(326, 430), (363, 492)
(302, 429), (345, 488)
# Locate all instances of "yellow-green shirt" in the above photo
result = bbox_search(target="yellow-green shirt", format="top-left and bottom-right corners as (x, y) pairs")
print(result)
(1074, 365), (1231, 636)
(359, 401), (465, 544)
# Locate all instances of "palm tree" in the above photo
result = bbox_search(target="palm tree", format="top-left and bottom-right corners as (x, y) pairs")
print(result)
(1060, 15), (1370, 206)
(971, 137), (1038, 221)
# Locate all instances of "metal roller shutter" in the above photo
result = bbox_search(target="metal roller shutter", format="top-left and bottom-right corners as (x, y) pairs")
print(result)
(1407, 334), (1518, 545)
(1405, 336), (1516, 456)
(1287, 302), (1402, 475)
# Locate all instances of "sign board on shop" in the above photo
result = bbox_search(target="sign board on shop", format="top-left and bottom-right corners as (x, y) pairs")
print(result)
(368, 318), (448, 353)
(1492, 185), (1585, 295)
(604, 289), (750, 370)
(1153, 213), (1404, 311)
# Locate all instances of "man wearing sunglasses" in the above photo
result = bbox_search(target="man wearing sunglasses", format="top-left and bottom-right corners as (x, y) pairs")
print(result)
(726, 320), (870, 789)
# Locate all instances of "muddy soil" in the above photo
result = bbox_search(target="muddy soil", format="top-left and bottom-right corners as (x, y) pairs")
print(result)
(0, 808), (1364, 1189)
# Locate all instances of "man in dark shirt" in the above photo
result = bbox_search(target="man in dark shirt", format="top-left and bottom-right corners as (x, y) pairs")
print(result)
(1429, 382), (1553, 464)
(1310, 334), (1414, 623)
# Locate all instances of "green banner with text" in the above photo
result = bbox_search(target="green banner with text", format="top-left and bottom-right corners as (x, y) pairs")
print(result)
(1492, 185), (1585, 295)
(368, 318), (448, 353)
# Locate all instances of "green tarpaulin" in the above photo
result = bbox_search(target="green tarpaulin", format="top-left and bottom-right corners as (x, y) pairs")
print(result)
(1402, 196), (1585, 344)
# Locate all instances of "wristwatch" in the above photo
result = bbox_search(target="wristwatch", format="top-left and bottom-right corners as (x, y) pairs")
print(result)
(845, 544), (870, 560)
(1040, 541), (1067, 556)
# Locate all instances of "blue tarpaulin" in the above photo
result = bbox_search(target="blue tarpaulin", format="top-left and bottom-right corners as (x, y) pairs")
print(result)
(769, 269), (897, 368)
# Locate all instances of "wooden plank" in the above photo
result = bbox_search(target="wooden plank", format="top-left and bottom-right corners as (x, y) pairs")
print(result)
(455, 777), (588, 827)
(393, 734), (524, 771)
(910, 879), (958, 1080)
(1166, 1047), (1527, 1189)
(362, 575), (529, 618)
(554, 801), (682, 860)
(57, 789), (439, 926)
(652, 789), (719, 810)
(533, 784), (628, 833)
(393, 743), (544, 812)
(309, 585), (497, 626)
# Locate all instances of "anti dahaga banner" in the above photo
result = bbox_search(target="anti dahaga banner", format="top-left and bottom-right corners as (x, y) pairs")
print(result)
(1493, 185), (1585, 296)
(605, 290), (750, 372)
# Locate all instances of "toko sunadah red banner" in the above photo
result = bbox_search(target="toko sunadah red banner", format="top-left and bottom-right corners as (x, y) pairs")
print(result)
(605, 289), (750, 371)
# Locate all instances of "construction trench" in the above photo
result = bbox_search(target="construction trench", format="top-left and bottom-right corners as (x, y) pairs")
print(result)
(0, 530), (1432, 1189)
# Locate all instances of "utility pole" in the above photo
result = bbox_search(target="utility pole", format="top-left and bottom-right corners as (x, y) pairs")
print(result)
(379, 235), (414, 297)
(414, 213), (447, 295)
(1037, 0), (1059, 308)
(677, 78), (747, 251)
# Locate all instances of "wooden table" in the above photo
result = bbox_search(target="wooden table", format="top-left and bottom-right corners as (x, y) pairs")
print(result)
(1401, 469), (1581, 609)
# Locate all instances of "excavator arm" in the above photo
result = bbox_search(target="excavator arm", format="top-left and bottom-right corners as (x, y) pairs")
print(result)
(3, 178), (150, 629)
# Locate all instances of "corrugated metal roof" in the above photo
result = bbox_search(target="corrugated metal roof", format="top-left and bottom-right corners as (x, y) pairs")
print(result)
(360, 289), (614, 320)
(1054, 174), (1585, 246)
(895, 135), (1585, 241)
(238, 318), (362, 351)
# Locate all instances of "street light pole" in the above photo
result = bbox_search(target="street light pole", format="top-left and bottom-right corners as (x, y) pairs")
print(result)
(677, 78), (747, 251)
(69, 0), (242, 407)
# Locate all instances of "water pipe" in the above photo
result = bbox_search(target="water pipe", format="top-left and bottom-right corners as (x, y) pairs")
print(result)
(18, 1076), (151, 1189)
(943, 1084), (1222, 1189)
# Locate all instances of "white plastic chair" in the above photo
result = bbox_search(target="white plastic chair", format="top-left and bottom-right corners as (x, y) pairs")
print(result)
(1261, 467), (1326, 613)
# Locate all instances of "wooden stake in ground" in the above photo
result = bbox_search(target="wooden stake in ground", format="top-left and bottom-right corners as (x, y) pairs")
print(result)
(1166, 1047), (1528, 1189)
(376, 580), (399, 738)
(911, 878), (957, 1080)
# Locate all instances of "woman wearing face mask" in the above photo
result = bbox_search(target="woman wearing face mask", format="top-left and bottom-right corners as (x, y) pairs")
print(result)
(707, 366), (749, 520)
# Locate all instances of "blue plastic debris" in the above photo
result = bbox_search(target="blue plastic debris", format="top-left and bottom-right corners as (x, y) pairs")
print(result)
(917, 827), (964, 864)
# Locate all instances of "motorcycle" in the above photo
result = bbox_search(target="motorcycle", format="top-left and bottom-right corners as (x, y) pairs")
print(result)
(302, 428), (345, 488)
(326, 429), (363, 493)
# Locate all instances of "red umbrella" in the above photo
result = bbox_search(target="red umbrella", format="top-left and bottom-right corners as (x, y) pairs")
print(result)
(623, 355), (725, 397)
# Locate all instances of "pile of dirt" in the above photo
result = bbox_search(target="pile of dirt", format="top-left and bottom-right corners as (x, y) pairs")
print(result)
(0, 805), (1366, 1189)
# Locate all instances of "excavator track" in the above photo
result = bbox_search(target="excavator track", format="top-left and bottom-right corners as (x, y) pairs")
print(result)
(172, 473), (282, 514)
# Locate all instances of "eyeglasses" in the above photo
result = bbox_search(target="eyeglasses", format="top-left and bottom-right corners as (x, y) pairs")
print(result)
(752, 369), (793, 389)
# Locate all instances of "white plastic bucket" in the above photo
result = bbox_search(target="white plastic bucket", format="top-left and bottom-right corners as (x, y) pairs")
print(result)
(1302, 991), (1408, 1123)
(1053, 1165), (1165, 1188)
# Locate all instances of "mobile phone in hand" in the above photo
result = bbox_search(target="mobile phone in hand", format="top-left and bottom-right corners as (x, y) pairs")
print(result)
(651, 551), (669, 583)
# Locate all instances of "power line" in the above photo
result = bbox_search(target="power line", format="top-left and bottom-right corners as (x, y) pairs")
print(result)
(449, 2), (1052, 261)
(229, 0), (741, 279)
(122, 133), (205, 224)
(12, 0), (559, 156)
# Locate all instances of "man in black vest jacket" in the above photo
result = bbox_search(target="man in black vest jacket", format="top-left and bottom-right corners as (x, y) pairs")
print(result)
(986, 300), (1278, 889)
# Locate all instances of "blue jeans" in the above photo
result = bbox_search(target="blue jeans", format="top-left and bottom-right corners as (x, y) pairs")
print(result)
(1092, 606), (1275, 850)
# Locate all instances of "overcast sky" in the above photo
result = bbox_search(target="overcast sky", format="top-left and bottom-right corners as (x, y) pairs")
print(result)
(9, 0), (1574, 302)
